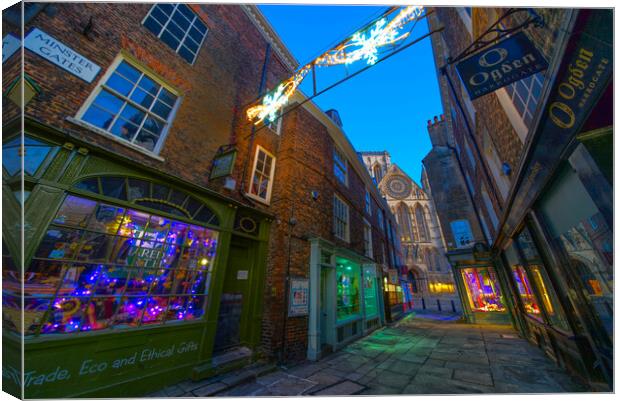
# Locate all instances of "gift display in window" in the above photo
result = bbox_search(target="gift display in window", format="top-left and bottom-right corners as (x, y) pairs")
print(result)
(461, 267), (506, 312)
(336, 259), (361, 321)
(511, 265), (541, 316)
(363, 267), (378, 318)
(9, 194), (219, 336)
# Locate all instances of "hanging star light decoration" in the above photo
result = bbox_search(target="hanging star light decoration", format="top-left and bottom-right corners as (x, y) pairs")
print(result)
(247, 6), (425, 125)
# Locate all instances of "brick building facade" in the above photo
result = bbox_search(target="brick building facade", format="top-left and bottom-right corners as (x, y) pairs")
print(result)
(1, 3), (402, 397)
(425, 6), (612, 390)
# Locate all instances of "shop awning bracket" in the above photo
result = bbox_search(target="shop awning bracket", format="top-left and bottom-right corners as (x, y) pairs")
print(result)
(447, 8), (544, 65)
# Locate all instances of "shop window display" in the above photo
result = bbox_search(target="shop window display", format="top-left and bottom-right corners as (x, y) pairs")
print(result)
(383, 277), (404, 306)
(4, 195), (218, 336)
(336, 259), (361, 321)
(539, 165), (613, 339)
(516, 227), (570, 331)
(461, 267), (505, 312)
(363, 267), (378, 318)
(511, 264), (541, 317)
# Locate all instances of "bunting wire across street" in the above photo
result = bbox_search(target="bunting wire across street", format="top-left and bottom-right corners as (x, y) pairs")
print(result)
(245, 5), (429, 126)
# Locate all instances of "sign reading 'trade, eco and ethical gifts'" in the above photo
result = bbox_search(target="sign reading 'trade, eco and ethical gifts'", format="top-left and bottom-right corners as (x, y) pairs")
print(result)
(24, 28), (101, 83)
(456, 32), (548, 100)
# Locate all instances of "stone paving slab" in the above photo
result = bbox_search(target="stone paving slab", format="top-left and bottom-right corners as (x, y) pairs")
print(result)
(311, 380), (366, 395)
(153, 315), (589, 396)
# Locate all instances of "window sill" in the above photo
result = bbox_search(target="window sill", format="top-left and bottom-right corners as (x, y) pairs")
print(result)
(245, 191), (271, 205)
(66, 117), (166, 162)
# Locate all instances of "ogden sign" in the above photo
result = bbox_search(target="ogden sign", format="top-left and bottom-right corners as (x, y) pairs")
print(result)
(456, 32), (548, 100)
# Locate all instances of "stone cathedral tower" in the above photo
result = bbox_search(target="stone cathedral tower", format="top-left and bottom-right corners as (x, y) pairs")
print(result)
(359, 151), (462, 314)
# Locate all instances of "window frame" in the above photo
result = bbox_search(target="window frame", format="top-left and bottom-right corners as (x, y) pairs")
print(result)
(363, 219), (373, 259)
(247, 145), (277, 204)
(75, 54), (182, 156)
(141, 3), (209, 65)
(333, 146), (348, 186)
(364, 190), (372, 216)
(333, 194), (350, 242)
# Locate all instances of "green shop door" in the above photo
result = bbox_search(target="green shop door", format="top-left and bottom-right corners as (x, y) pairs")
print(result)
(213, 236), (255, 354)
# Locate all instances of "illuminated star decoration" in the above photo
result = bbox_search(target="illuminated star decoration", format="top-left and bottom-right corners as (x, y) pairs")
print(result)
(247, 6), (425, 125)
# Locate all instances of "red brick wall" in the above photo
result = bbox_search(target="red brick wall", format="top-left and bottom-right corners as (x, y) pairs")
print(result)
(5, 3), (292, 206)
(261, 104), (397, 361)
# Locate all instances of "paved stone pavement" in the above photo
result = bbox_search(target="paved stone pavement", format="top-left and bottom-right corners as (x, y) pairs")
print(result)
(156, 314), (589, 396)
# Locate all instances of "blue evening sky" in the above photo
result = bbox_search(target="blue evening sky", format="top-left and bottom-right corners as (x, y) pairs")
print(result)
(259, 5), (444, 184)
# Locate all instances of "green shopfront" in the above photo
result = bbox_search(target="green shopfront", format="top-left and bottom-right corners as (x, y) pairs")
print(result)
(2, 122), (272, 398)
(307, 239), (383, 361)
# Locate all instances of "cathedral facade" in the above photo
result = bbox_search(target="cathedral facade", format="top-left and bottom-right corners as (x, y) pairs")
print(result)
(360, 151), (462, 314)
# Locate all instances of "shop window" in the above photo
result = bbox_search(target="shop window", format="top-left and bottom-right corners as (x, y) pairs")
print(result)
(11, 195), (219, 336)
(539, 164), (613, 339)
(429, 282), (455, 294)
(505, 243), (541, 317)
(2, 136), (56, 177)
(72, 176), (219, 226)
(78, 58), (180, 153)
(248, 146), (276, 203)
(333, 147), (348, 186)
(333, 195), (349, 242)
(336, 258), (361, 321)
(383, 277), (403, 307)
(363, 266), (378, 318)
(450, 219), (473, 247)
(516, 227), (570, 331)
(143, 3), (208, 64)
(461, 267), (506, 312)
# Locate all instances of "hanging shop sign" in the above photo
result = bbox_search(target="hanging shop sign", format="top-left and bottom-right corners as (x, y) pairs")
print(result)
(288, 277), (309, 317)
(24, 28), (101, 83)
(505, 10), (612, 232)
(456, 31), (548, 100)
(210, 146), (237, 179)
(3, 33), (20, 63)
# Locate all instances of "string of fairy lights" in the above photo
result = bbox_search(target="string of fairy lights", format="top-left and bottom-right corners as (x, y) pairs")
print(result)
(246, 5), (426, 125)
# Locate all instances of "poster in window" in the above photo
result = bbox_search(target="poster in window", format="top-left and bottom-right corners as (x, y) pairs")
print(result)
(288, 277), (309, 317)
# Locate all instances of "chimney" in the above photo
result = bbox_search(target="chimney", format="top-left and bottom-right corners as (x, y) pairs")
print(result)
(325, 109), (343, 128)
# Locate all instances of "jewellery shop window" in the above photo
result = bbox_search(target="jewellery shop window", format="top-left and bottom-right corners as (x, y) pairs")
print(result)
(539, 164), (613, 339)
(363, 266), (378, 318)
(461, 267), (506, 312)
(336, 257), (361, 322)
(504, 242), (541, 318)
(10, 195), (219, 336)
(515, 227), (569, 331)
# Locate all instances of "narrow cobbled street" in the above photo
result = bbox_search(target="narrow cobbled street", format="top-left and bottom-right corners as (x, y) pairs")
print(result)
(159, 314), (587, 396)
